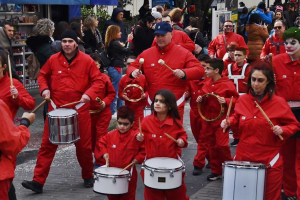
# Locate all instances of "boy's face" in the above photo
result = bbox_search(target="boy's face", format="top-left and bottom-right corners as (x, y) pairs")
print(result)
(117, 118), (133, 133)
(95, 61), (101, 69)
(205, 63), (219, 78)
(200, 61), (207, 78)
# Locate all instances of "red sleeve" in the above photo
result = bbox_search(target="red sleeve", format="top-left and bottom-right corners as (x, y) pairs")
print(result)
(225, 87), (239, 107)
(228, 111), (240, 128)
(260, 38), (270, 58)
(134, 142), (146, 164)
(102, 78), (116, 106)
(84, 63), (105, 101)
(12, 79), (36, 111)
(208, 38), (217, 57)
(178, 33), (195, 52)
(182, 52), (205, 80)
(178, 128), (188, 148)
(127, 56), (141, 76)
(37, 58), (53, 95)
(95, 134), (109, 159)
(237, 35), (249, 56)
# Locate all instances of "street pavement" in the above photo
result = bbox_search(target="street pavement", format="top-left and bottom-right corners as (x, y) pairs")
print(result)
(14, 89), (235, 200)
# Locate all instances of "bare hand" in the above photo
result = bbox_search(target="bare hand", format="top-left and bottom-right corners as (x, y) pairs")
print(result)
(10, 86), (19, 98)
(221, 119), (230, 129)
(100, 101), (106, 108)
(128, 33), (133, 41)
(132, 69), (142, 79)
(42, 89), (50, 98)
(141, 92), (146, 100)
(185, 25), (192, 31)
(218, 97), (226, 104)
(273, 125), (283, 136)
(80, 94), (90, 103)
(103, 153), (109, 160)
(177, 138), (185, 147)
(194, 44), (202, 54)
(184, 91), (190, 99)
(136, 133), (144, 142)
(22, 112), (35, 125)
(132, 159), (139, 164)
(196, 95), (202, 103)
(173, 69), (185, 79)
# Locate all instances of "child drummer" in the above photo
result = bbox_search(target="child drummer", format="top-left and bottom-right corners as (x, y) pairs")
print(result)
(136, 89), (189, 200)
(95, 106), (145, 200)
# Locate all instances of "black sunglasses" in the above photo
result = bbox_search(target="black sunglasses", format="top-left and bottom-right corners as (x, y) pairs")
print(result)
(274, 26), (282, 29)
(224, 25), (233, 28)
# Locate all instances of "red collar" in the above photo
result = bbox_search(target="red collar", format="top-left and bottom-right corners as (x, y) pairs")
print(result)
(155, 41), (175, 53)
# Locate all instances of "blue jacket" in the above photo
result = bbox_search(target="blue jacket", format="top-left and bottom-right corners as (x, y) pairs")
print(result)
(247, 8), (273, 24)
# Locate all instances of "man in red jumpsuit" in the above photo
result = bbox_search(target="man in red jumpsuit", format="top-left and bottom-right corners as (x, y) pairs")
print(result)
(208, 20), (248, 59)
(272, 27), (300, 200)
(0, 99), (35, 200)
(96, 106), (145, 200)
(21, 30), (105, 193)
(128, 21), (204, 120)
(260, 20), (286, 59)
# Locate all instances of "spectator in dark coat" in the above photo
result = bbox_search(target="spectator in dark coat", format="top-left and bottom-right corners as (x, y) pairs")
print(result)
(139, 0), (151, 20)
(83, 16), (103, 53)
(102, 8), (127, 43)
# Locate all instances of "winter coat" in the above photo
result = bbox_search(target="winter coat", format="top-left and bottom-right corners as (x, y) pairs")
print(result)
(132, 22), (154, 56)
(83, 29), (102, 53)
(107, 40), (132, 68)
(246, 24), (269, 60)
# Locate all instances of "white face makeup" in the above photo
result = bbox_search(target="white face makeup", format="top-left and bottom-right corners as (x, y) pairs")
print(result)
(285, 38), (300, 55)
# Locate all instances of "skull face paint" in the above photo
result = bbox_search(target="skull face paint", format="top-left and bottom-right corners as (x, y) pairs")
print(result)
(285, 38), (300, 55)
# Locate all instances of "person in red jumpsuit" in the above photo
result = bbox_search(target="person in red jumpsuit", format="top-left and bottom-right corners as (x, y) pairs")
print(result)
(128, 21), (204, 121)
(0, 50), (35, 119)
(21, 30), (105, 193)
(208, 20), (249, 59)
(221, 61), (300, 200)
(272, 27), (300, 200)
(223, 42), (237, 70)
(151, 15), (195, 52)
(96, 106), (145, 200)
(0, 99), (35, 200)
(196, 58), (239, 181)
(136, 89), (189, 200)
(260, 20), (286, 59)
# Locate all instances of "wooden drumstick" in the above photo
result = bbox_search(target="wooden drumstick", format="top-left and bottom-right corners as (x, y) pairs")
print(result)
(164, 133), (179, 144)
(60, 100), (81, 107)
(139, 58), (144, 73)
(223, 96), (233, 133)
(105, 157), (109, 169)
(119, 161), (135, 174)
(31, 97), (50, 113)
(158, 59), (174, 72)
(7, 55), (16, 99)
(269, 53), (273, 70)
(254, 101), (283, 140)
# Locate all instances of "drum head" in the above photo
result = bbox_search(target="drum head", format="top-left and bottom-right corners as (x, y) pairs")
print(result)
(198, 93), (224, 121)
(95, 167), (129, 175)
(48, 108), (77, 117)
(145, 157), (182, 169)
(224, 161), (265, 168)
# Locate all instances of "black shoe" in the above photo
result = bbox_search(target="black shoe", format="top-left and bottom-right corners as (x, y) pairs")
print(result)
(192, 166), (203, 176)
(205, 162), (211, 169)
(282, 195), (298, 200)
(230, 139), (239, 146)
(84, 178), (94, 188)
(207, 173), (221, 181)
(21, 180), (43, 193)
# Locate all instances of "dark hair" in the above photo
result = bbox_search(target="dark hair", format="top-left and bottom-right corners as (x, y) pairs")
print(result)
(205, 58), (224, 75)
(156, 6), (164, 14)
(171, 9), (182, 22)
(151, 89), (181, 127)
(242, 7), (248, 14)
(53, 21), (68, 40)
(69, 22), (82, 39)
(235, 47), (247, 55)
(2, 20), (13, 27)
(142, 12), (155, 25)
(246, 60), (275, 99)
(197, 54), (211, 62)
(90, 53), (101, 62)
(164, 3), (171, 9)
(189, 17), (200, 28)
(117, 106), (135, 123)
(249, 13), (261, 24)
(227, 42), (239, 51)
(0, 50), (8, 75)
(69, 17), (82, 24)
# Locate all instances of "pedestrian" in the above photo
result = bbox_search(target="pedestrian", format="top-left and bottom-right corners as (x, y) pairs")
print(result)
(248, 2), (272, 25)
(221, 60), (300, 200)
(96, 106), (145, 200)
(168, 8), (187, 33)
(136, 89), (189, 200)
(21, 30), (105, 193)
(51, 21), (68, 52)
(186, 17), (207, 55)
(69, 22), (85, 53)
(83, 16), (103, 53)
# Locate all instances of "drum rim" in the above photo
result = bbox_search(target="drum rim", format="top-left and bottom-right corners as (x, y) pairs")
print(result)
(93, 171), (130, 178)
(47, 108), (78, 118)
(197, 93), (225, 122)
(93, 189), (128, 195)
(223, 161), (266, 169)
(143, 164), (184, 172)
(49, 137), (80, 145)
(123, 84), (144, 102)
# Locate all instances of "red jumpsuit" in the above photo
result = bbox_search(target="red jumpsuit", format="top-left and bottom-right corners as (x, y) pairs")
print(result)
(0, 100), (30, 200)
(34, 50), (105, 185)
(273, 53), (300, 198)
(208, 32), (249, 59)
(223, 57), (235, 71)
(90, 73), (115, 153)
(260, 35), (286, 58)
(0, 74), (35, 119)
(151, 29), (195, 52)
(228, 93), (300, 200)
(119, 74), (148, 130)
(96, 128), (145, 200)
(127, 41), (204, 120)
(141, 113), (188, 200)
(197, 77), (239, 175)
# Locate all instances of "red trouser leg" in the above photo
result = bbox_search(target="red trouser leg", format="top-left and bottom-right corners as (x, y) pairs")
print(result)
(281, 138), (297, 197)
(0, 179), (10, 200)
(265, 156), (283, 200)
(190, 110), (202, 142)
(296, 139), (300, 200)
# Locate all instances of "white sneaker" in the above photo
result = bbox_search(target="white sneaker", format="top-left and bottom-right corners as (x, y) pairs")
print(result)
(111, 113), (117, 119)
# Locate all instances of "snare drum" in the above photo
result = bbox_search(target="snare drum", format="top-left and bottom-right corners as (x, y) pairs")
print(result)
(47, 108), (80, 145)
(222, 161), (266, 200)
(143, 106), (152, 117)
(142, 157), (185, 190)
(93, 167), (131, 195)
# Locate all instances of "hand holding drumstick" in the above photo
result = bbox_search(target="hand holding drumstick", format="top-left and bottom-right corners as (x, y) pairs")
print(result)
(164, 133), (185, 147)
(223, 96), (233, 133)
(136, 118), (144, 141)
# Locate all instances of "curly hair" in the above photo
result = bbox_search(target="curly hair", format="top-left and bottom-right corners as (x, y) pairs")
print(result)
(83, 16), (97, 34)
(32, 18), (55, 36)
(105, 25), (121, 51)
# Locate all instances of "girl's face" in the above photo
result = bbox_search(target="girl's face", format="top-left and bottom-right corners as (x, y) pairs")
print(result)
(93, 18), (99, 27)
(117, 31), (122, 39)
(251, 70), (269, 95)
(154, 94), (169, 114)
(275, 12), (282, 19)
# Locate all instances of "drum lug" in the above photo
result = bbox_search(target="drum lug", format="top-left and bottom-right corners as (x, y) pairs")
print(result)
(170, 169), (174, 178)
(150, 169), (154, 177)
(112, 177), (116, 184)
(128, 178), (131, 182)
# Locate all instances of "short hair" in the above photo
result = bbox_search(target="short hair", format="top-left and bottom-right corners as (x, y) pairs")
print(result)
(33, 18), (55, 36)
(169, 8), (182, 22)
(197, 54), (211, 62)
(227, 42), (239, 51)
(0, 50), (8, 75)
(164, 3), (171, 9)
(162, 15), (171, 20)
(235, 47), (247, 55)
(156, 5), (164, 14)
(117, 106), (135, 123)
(142, 12), (155, 24)
(242, 7), (248, 14)
(206, 58), (224, 75)
(249, 13), (261, 24)
(274, 19), (286, 27)
(224, 20), (233, 24)
(90, 53), (101, 62)
(2, 20), (13, 27)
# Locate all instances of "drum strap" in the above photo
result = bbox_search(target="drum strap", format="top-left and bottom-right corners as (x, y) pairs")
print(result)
(148, 93), (186, 106)
(50, 100), (57, 109)
(269, 153), (279, 168)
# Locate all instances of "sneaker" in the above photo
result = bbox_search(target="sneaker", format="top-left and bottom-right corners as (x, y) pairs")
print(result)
(21, 180), (43, 193)
(282, 195), (298, 200)
(192, 166), (203, 176)
(230, 139), (239, 146)
(205, 162), (211, 169)
(84, 178), (94, 188)
(111, 112), (117, 120)
(207, 173), (221, 181)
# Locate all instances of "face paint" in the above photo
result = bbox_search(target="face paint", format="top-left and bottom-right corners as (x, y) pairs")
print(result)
(285, 38), (300, 55)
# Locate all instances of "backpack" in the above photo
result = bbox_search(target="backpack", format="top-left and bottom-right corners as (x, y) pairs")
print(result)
(99, 51), (111, 68)
(27, 53), (40, 80)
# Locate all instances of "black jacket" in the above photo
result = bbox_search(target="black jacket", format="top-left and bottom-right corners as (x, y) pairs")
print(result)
(132, 22), (154, 56)
(26, 35), (55, 68)
(83, 29), (102, 53)
(107, 40), (132, 68)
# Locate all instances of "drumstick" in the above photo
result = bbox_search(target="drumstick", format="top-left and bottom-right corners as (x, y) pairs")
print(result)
(223, 96), (233, 133)
(60, 100), (81, 107)
(7, 55), (16, 99)
(158, 59), (174, 72)
(138, 117), (143, 136)
(139, 58), (144, 73)
(119, 161), (135, 174)
(31, 97), (50, 113)
(105, 157), (109, 169)
(269, 53), (273, 70)
(164, 133), (179, 144)
(254, 101), (283, 140)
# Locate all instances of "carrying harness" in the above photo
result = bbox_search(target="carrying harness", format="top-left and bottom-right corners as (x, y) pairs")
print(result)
(228, 63), (250, 93)
(270, 35), (284, 55)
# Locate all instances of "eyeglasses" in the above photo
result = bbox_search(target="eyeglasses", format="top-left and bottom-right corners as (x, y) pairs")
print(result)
(224, 25), (233, 28)
(117, 121), (130, 126)
(251, 77), (266, 83)
(274, 26), (282, 29)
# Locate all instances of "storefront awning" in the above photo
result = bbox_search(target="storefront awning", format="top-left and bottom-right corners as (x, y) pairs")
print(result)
(0, 0), (118, 5)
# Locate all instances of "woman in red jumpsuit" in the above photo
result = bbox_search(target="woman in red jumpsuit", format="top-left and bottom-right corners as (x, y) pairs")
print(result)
(221, 61), (300, 200)
(136, 89), (189, 200)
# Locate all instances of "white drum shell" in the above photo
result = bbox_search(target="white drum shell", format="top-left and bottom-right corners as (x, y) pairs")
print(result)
(93, 167), (130, 195)
(222, 161), (266, 200)
(142, 157), (184, 190)
(143, 106), (152, 117)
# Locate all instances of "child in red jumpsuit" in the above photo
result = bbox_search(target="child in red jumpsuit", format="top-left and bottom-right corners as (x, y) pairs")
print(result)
(136, 89), (189, 200)
(96, 106), (145, 200)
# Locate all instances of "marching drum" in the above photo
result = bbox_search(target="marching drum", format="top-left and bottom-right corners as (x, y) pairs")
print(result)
(222, 161), (266, 200)
(142, 157), (185, 190)
(93, 167), (131, 195)
(47, 108), (80, 145)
